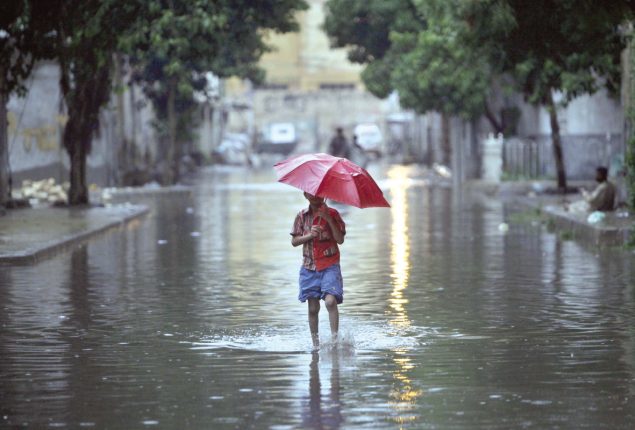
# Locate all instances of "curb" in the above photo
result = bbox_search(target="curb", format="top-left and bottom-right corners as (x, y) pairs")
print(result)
(0, 205), (150, 265)
(517, 199), (632, 247)
(540, 204), (631, 246)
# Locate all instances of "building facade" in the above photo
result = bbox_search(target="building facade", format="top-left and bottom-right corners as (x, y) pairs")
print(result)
(224, 0), (401, 154)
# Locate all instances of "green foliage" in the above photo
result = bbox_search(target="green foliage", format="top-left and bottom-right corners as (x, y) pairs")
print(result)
(323, 0), (420, 64)
(0, 0), (59, 96)
(53, 0), (141, 203)
(507, 208), (546, 226)
(324, 0), (634, 121)
(323, 0), (509, 124)
(3, 0), (309, 198)
(122, 0), (308, 133)
(559, 230), (575, 241)
(390, 27), (492, 117)
(0, 2), (34, 96)
(325, 0), (635, 191)
(501, 0), (631, 107)
(118, 0), (307, 183)
(55, 1), (139, 148)
(124, 0), (307, 88)
(359, 59), (394, 99)
(323, 0), (423, 101)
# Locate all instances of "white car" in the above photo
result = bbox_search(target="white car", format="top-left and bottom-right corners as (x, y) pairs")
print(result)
(213, 133), (251, 165)
(354, 123), (383, 157)
(257, 122), (298, 155)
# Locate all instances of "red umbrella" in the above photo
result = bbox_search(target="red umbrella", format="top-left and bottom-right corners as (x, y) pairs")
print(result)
(274, 153), (390, 208)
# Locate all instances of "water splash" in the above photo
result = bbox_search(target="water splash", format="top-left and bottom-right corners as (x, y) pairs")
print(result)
(191, 320), (432, 354)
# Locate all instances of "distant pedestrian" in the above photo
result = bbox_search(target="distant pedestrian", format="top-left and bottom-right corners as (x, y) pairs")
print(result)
(291, 191), (346, 349)
(352, 134), (363, 152)
(350, 134), (368, 168)
(328, 127), (350, 159)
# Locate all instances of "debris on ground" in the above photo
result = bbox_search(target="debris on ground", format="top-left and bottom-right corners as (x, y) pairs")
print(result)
(13, 178), (68, 206)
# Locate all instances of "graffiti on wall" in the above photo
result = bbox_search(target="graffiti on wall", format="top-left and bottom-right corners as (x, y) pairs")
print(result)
(7, 111), (67, 152)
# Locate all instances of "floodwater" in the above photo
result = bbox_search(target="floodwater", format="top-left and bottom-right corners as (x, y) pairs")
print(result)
(2, 163), (635, 429)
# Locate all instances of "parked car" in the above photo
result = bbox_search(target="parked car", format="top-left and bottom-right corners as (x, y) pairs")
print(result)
(212, 133), (251, 165)
(257, 122), (298, 155)
(353, 123), (383, 157)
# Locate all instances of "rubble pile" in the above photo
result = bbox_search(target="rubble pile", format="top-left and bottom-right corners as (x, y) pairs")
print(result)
(13, 178), (68, 205)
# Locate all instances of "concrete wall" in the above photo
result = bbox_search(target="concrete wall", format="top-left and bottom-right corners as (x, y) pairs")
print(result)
(516, 89), (623, 137)
(7, 61), (159, 188)
(196, 102), (225, 157)
(8, 62), (67, 185)
(504, 133), (623, 180)
(505, 89), (625, 180)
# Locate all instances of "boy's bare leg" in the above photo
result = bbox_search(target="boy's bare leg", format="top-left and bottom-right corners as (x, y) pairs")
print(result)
(324, 294), (339, 338)
(308, 298), (320, 348)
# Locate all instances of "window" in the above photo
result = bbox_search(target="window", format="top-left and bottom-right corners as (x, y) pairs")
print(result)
(319, 83), (356, 90)
(256, 83), (289, 90)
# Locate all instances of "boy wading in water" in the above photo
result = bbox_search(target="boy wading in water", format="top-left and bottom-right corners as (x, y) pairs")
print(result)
(291, 192), (345, 349)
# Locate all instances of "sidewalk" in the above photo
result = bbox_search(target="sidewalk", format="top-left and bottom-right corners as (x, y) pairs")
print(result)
(0, 184), (191, 264)
(525, 198), (631, 246)
(0, 203), (149, 264)
(466, 179), (633, 247)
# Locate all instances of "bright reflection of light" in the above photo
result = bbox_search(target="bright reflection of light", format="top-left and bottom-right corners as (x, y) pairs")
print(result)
(389, 348), (423, 426)
(386, 165), (421, 426)
(388, 165), (412, 328)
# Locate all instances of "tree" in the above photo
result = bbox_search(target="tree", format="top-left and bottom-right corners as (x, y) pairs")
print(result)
(323, 0), (508, 133)
(417, 0), (635, 189)
(325, 0), (635, 190)
(0, 0), (58, 209)
(497, 0), (635, 190)
(53, 1), (140, 204)
(122, 0), (308, 184)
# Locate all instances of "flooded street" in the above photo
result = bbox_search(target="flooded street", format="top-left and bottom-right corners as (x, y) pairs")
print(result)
(2, 163), (635, 429)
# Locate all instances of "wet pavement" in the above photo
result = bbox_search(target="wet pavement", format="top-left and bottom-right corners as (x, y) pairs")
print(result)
(0, 204), (149, 264)
(1, 163), (635, 429)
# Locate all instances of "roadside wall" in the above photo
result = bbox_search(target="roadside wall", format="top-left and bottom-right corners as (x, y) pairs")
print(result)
(507, 89), (624, 180)
(7, 61), (158, 189)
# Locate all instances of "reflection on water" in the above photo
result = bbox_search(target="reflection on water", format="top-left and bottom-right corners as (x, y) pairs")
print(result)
(387, 165), (412, 328)
(2, 165), (635, 428)
(386, 165), (422, 426)
(303, 351), (343, 430)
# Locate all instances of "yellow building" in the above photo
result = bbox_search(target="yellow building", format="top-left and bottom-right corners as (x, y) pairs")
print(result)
(259, 0), (363, 91)
(224, 0), (396, 153)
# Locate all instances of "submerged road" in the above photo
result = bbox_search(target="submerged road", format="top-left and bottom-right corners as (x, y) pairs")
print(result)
(1, 164), (635, 429)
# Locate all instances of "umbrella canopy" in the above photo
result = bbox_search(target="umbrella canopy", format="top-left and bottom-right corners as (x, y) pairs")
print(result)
(274, 153), (390, 208)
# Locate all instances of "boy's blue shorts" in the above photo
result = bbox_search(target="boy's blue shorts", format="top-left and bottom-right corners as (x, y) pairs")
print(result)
(299, 264), (343, 304)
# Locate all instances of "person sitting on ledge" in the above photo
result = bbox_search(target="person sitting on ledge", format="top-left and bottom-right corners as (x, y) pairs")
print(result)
(580, 166), (616, 212)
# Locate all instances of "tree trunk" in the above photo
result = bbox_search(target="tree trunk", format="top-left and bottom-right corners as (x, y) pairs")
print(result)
(546, 92), (567, 191)
(114, 54), (126, 184)
(64, 106), (90, 205)
(67, 139), (88, 205)
(483, 101), (504, 135)
(164, 77), (177, 185)
(61, 60), (112, 205)
(441, 113), (451, 166)
(0, 89), (9, 210)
